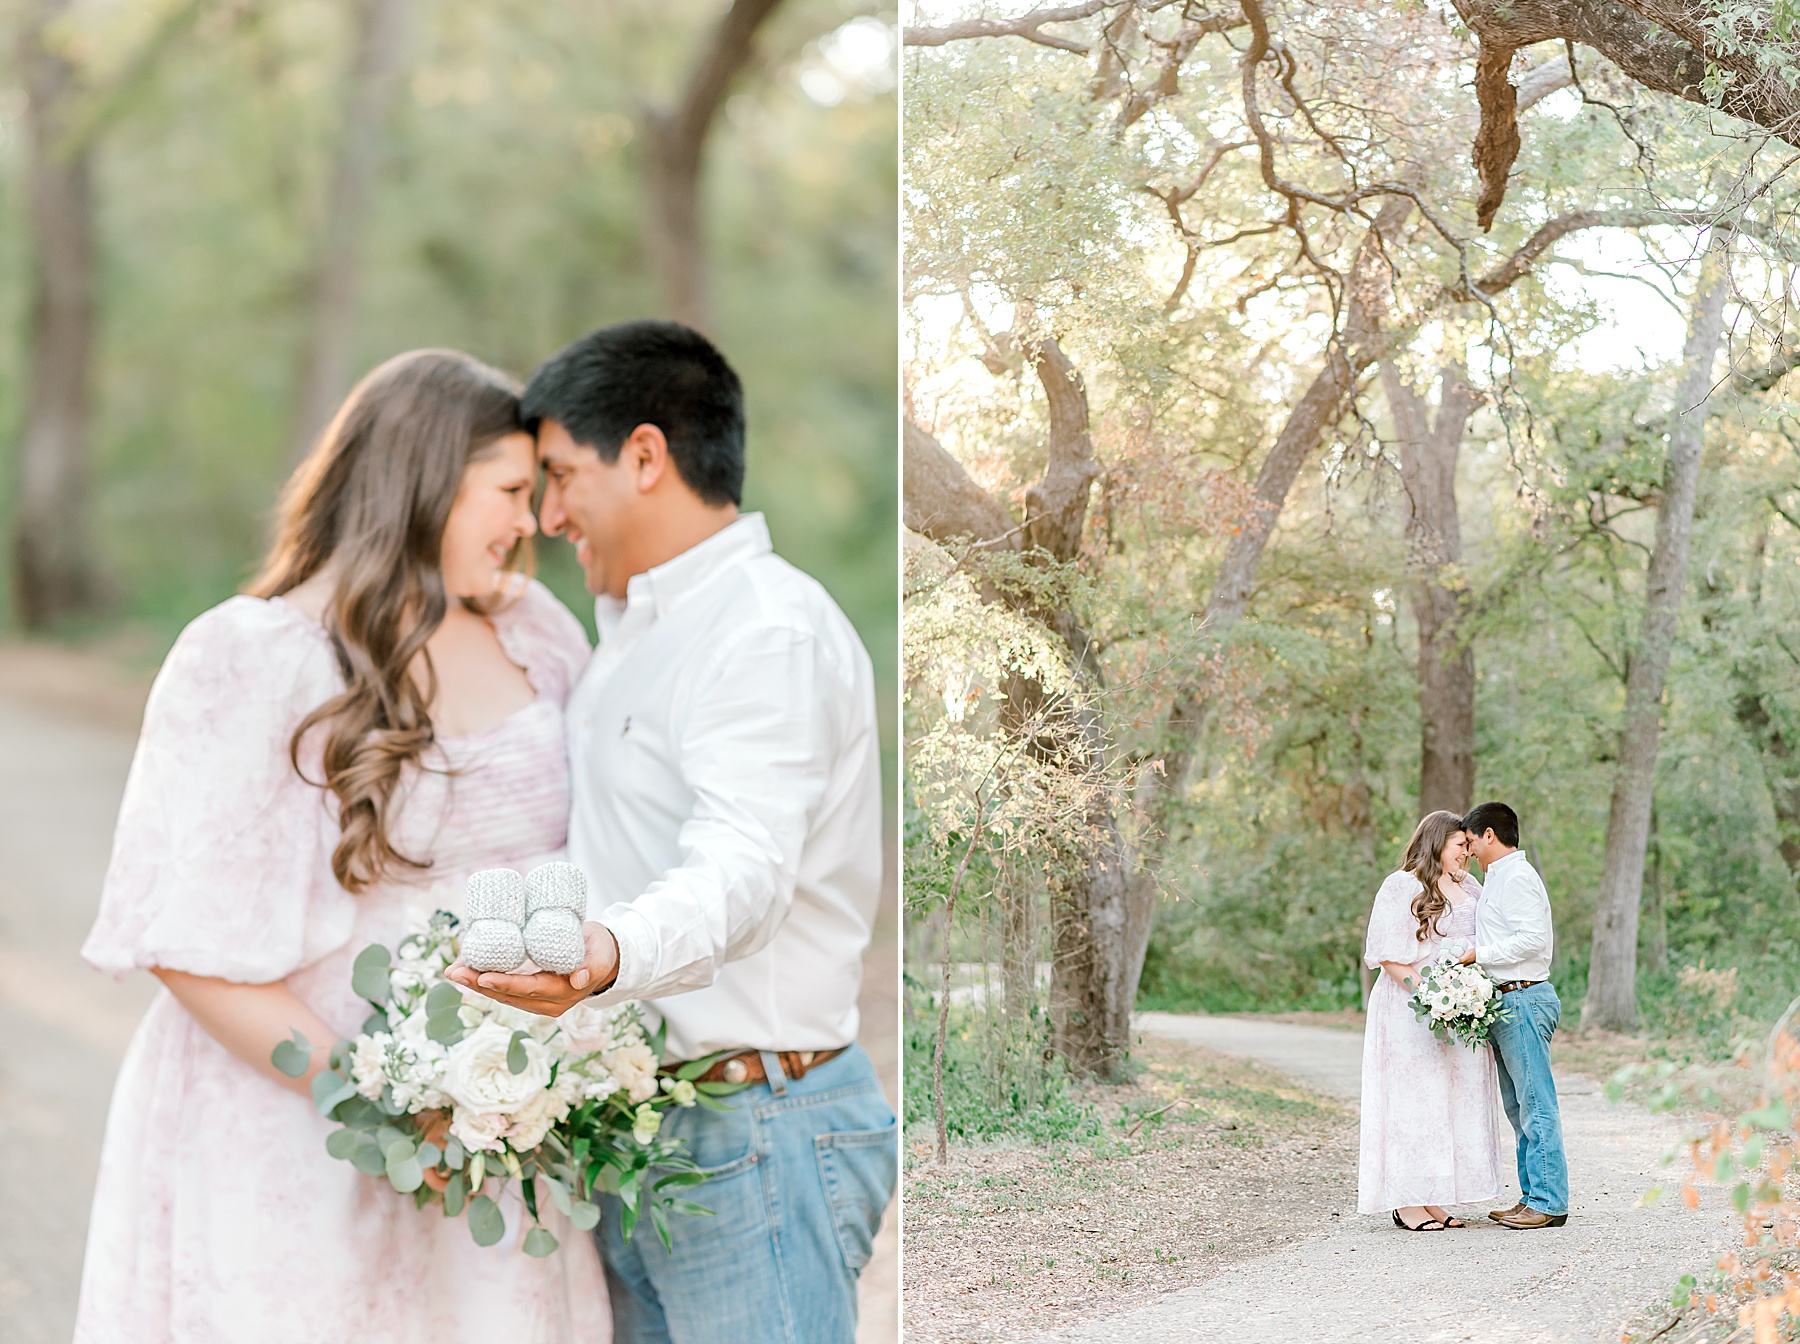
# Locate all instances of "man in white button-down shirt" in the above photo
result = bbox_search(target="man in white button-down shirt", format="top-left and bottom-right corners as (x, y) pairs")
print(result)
(451, 321), (895, 1343)
(1456, 801), (1569, 1229)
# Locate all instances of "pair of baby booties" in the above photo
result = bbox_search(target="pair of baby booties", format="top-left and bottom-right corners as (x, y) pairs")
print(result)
(461, 861), (589, 976)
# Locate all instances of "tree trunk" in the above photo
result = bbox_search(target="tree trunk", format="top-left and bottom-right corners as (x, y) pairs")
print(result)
(1584, 248), (1729, 1032)
(1382, 361), (1482, 816)
(906, 335), (1139, 1078)
(288, 0), (411, 464)
(999, 856), (1037, 1030)
(1140, 196), (1416, 867)
(14, 0), (100, 629)
(1641, 806), (1668, 973)
(643, 0), (786, 331)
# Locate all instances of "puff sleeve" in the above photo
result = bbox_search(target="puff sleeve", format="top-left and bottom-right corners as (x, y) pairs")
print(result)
(1363, 870), (1428, 969)
(81, 597), (351, 984)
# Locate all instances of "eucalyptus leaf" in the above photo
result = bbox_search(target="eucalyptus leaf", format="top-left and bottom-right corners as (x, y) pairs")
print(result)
(312, 1071), (359, 1118)
(271, 1030), (310, 1078)
(426, 1008), (467, 1047)
(523, 1226), (559, 1258)
(350, 1134), (388, 1176)
(387, 1152), (425, 1194)
(507, 1029), (530, 1076)
(468, 1195), (505, 1247)
(361, 1010), (391, 1037)
(331, 1096), (379, 1131)
(417, 1141), (442, 1171)
(544, 1176), (574, 1217)
(444, 1170), (468, 1217)
(425, 980), (463, 1016)
(569, 1200), (601, 1231)
(325, 1128), (360, 1161)
(444, 1135), (467, 1170)
(351, 944), (393, 1005)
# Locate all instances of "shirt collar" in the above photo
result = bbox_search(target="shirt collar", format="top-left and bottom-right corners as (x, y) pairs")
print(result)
(593, 513), (770, 637)
(1487, 849), (1525, 877)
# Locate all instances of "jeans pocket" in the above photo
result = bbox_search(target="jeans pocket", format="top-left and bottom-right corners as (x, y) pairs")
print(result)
(814, 1116), (898, 1272)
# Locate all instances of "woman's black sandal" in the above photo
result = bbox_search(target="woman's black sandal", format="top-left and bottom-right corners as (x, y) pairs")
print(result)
(1393, 1210), (1446, 1231)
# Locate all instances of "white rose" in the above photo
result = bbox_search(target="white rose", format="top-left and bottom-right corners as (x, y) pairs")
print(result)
(604, 1042), (660, 1104)
(504, 1086), (572, 1152)
(443, 1019), (551, 1115)
(352, 1034), (391, 1100)
(449, 1107), (510, 1154)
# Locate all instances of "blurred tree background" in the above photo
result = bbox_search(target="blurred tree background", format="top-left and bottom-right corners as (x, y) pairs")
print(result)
(0, 0), (896, 736)
(902, 0), (1800, 1146)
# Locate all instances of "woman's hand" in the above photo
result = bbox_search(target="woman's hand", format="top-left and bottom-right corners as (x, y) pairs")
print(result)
(413, 1109), (453, 1192)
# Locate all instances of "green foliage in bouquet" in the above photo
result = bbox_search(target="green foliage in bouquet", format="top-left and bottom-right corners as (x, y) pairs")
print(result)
(1406, 959), (1511, 1050)
(273, 911), (746, 1254)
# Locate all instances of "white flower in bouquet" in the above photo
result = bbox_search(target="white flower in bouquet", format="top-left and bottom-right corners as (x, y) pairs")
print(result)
(351, 1034), (391, 1100)
(281, 904), (728, 1257)
(604, 1041), (661, 1105)
(1407, 957), (1510, 1049)
(444, 1018), (552, 1114)
(448, 1107), (511, 1155)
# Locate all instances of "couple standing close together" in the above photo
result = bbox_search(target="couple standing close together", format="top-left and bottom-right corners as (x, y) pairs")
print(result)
(1359, 802), (1570, 1234)
(74, 322), (896, 1342)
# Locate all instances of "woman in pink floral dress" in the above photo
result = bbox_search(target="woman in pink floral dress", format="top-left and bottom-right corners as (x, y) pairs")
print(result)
(1358, 809), (1502, 1231)
(76, 351), (609, 1342)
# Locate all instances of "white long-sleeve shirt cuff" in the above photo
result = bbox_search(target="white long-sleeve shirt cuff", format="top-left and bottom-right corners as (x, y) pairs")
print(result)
(586, 906), (660, 1008)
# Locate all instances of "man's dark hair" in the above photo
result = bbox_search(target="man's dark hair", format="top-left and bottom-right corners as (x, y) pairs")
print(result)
(1461, 801), (1519, 849)
(521, 320), (745, 506)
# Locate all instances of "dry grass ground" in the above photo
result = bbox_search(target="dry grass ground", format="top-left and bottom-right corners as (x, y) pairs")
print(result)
(901, 1033), (1357, 1344)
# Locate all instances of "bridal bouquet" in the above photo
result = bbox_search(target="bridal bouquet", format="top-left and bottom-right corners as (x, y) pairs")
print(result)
(273, 908), (737, 1255)
(1408, 954), (1509, 1049)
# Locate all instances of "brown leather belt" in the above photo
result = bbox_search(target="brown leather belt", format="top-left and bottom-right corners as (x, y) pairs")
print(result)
(661, 1046), (849, 1087)
(1495, 979), (1544, 994)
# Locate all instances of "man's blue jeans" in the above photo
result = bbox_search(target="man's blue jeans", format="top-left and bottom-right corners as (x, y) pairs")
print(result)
(1490, 981), (1569, 1217)
(599, 1044), (897, 1344)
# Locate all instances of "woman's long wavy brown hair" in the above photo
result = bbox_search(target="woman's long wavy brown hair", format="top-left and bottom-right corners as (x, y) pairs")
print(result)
(1400, 809), (1468, 943)
(247, 350), (528, 892)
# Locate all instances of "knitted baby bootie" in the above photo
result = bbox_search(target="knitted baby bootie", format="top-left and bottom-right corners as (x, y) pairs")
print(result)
(523, 862), (588, 975)
(462, 868), (528, 972)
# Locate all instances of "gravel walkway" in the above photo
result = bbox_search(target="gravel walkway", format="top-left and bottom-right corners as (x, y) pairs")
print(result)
(1038, 1012), (1737, 1344)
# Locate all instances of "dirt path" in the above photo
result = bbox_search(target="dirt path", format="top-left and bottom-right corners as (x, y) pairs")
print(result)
(0, 659), (896, 1343)
(1052, 1012), (1737, 1344)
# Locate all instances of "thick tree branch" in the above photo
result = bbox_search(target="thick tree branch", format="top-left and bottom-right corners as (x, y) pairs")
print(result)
(1452, 0), (1800, 226)
(903, 419), (1021, 548)
(1023, 338), (1099, 561)
(905, 1), (1113, 53)
(645, 0), (786, 330)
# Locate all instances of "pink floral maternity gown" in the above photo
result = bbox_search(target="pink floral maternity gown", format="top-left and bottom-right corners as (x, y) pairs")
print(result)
(75, 579), (611, 1344)
(1357, 869), (1503, 1215)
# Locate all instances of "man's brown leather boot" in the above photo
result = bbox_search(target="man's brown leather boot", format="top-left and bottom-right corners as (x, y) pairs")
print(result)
(1488, 1202), (1525, 1222)
(1494, 1206), (1568, 1229)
